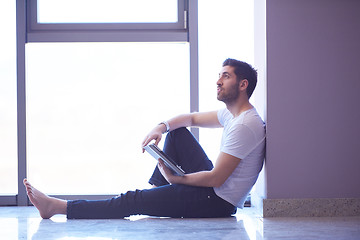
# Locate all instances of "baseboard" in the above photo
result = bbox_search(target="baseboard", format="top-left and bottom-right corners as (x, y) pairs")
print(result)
(263, 198), (360, 217)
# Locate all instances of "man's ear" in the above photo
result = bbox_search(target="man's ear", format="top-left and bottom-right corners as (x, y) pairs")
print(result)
(239, 79), (249, 91)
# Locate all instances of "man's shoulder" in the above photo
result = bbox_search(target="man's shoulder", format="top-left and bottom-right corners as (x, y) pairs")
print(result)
(241, 108), (264, 125)
(230, 109), (265, 137)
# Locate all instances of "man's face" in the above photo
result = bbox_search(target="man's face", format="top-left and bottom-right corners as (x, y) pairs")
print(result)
(217, 66), (240, 104)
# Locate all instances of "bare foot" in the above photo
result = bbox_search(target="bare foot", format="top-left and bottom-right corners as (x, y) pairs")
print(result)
(23, 179), (67, 219)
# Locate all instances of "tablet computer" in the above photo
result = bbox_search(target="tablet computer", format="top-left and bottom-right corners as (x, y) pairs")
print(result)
(144, 144), (185, 176)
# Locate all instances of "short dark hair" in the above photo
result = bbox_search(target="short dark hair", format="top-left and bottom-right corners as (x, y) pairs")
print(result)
(222, 58), (257, 98)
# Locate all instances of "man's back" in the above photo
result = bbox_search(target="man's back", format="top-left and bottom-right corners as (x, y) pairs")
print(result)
(215, 108), (266, 208)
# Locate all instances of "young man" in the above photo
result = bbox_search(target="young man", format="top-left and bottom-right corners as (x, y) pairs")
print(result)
(24, 58), (266, 219)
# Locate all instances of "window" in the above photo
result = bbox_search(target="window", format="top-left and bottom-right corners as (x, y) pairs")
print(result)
(28, 0), (186, 31)
(26, 42), (189, 194)
(2, 0), (196, 205)
(0, 0), (17, 195)
(37, 0), (178, 23)
(198, 0), (255, 161)
(7, 0), (263, 205)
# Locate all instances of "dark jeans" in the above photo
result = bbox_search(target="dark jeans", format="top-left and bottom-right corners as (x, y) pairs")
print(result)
(67, 128), (236, 219)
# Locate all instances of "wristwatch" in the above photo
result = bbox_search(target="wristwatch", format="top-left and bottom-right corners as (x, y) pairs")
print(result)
(159, 121), (170, 133)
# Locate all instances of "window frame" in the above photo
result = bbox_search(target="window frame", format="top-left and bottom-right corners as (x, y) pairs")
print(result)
(31, 0), (185, 29)
(26, 0), (188, 43)
(4, 0), (198, 206)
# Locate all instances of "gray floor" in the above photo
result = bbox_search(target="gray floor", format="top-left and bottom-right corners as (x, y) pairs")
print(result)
(1, 206), (360, 240)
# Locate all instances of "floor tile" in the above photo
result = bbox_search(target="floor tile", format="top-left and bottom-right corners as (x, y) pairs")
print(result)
(0, 206), (359, 240)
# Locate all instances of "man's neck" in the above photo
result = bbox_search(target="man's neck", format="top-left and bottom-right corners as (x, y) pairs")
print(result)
(226, 98), (253, 117)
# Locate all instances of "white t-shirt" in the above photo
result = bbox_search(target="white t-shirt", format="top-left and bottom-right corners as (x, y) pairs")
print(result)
(214, 108), (266, 208)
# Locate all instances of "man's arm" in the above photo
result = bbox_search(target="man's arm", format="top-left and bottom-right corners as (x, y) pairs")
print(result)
(142, 111), (221, 149)
(157, 151), (241, 188)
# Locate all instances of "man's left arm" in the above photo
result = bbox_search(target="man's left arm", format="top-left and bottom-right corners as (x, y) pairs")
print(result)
(157, 152), (241, 188)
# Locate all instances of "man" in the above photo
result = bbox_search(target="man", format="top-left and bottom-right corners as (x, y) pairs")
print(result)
(24, 58), (265, 219)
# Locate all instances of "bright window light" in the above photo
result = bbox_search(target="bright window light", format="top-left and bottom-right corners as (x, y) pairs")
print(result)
(38, 0), (178, 23)
(26, 42), (189, 195)
(0, 0), (17, 195)
(198, 0), (255, 161)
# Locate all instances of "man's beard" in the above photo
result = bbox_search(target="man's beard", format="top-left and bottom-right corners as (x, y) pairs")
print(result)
(217, 82), (240, 104)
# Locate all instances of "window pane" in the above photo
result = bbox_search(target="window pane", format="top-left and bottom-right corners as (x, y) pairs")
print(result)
(38, 0), (178, 23)
(198, 0), (254, 161)
(26, 42), (189, 195)
(0, 0), (17, 195)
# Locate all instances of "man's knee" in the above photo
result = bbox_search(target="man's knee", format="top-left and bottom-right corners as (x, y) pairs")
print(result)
(169, 127), (192, 138)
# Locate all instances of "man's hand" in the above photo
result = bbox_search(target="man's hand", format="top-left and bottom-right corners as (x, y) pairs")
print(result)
(157, 159), (181, 184)
(141, 124), (166, 152)
(157, 152), (241, 188)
